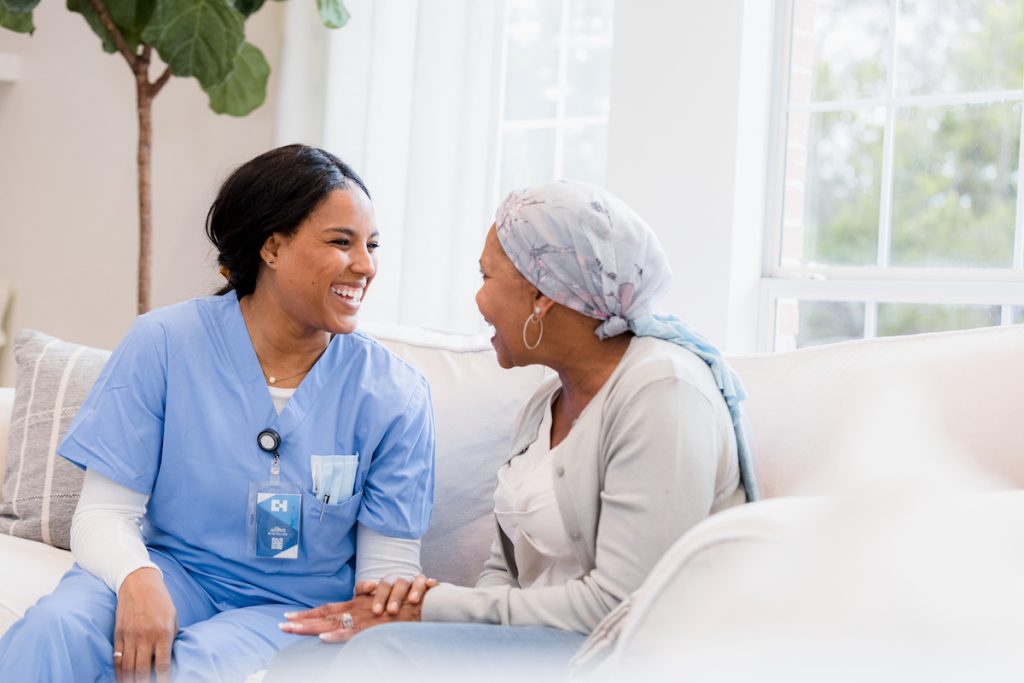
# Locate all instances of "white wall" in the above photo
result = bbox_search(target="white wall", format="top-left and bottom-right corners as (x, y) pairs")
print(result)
(606, 0), (775, 352)
(0, 3), (285, 384)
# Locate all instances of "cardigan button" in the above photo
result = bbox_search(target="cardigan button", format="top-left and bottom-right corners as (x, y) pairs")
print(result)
(556, 466), (565, 477)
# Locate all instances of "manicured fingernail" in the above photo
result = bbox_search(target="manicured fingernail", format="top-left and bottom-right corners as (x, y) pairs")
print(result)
(319, 632), (338, 642)
(283, 611), (298, 618)
(278, 622), (292, 630)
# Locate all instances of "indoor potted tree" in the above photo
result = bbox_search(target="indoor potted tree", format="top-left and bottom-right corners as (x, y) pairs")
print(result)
(0, 0), (349, 312)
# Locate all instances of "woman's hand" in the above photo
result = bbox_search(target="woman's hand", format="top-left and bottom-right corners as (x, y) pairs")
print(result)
(359, 574), (437, 616)
(114, 567), (178, 683)
(281, 576), (436, 643)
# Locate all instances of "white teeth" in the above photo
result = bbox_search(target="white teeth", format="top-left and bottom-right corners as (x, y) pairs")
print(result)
(331, 286), (363, 303)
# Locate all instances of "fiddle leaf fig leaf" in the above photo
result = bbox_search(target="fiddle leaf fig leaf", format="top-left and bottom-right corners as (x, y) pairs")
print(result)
(141, 0), (244, 88)
(1, 0), (38, 13)
(0, 3), (33, 33)
(231, 0), (263, 18)
(67, 0), (153, 53)
(316, 0), (348, 29)
(203, 41), (268, 116)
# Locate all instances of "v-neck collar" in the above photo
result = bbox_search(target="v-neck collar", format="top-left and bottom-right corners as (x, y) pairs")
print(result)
(221, 291), (341, 438)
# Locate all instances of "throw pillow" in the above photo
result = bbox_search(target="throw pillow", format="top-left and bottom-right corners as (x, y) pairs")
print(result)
(0, 330), (110, 549)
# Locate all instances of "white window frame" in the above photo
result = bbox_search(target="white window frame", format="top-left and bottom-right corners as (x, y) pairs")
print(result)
(492, 0), (614, 204)
(760, 0), (1024, 352)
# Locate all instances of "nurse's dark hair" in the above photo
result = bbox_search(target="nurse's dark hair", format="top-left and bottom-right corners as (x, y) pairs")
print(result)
(206, 144), (371, 297)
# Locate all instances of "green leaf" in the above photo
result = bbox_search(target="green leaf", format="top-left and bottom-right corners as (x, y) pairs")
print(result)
(141, 0), (244, 88)
(231, 0), (263, 18)
(0, 3), (33, 33)
(203, 41), (268, 116)
(316, 0), (348, 29)
(1, 0), (39, 13)
(66, 0), (154, 54)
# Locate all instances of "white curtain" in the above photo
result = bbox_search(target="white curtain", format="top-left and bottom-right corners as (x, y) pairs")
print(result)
(276, 0), (505, 334)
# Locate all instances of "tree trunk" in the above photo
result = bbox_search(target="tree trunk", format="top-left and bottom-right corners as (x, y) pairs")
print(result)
(136, 74), (153, 314)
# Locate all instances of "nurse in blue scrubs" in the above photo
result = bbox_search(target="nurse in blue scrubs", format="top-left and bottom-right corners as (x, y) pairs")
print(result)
(0, 145), (436, 682)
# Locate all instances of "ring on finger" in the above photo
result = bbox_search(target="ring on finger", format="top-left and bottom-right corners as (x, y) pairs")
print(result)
(340, 612), (354, 630)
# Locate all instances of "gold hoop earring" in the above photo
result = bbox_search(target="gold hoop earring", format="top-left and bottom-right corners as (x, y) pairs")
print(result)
(522, 307), (543, 350)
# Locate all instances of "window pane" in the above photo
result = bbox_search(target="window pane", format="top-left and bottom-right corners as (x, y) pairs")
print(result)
(790, 0), (889, 103)
(1015, 306), (1024, 323)
(782, 108), (884, 266)
(877, 303), (1001, 336)
(504, 0), (562, 120)
(796, 300), (866, 348)
(500, 127), (557, 198)
(890, 102), (1020, 268)
(897, 0), (1024, 96)
(565, 0), (614, 117)
(562, 123), (607, 186)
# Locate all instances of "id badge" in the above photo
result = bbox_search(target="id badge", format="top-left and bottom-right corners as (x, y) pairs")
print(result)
(247, 481), (302, 560)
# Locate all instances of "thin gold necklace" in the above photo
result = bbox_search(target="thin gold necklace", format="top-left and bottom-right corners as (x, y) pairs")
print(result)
(260, 334), (335, 385)
(264, 366), (313, 385)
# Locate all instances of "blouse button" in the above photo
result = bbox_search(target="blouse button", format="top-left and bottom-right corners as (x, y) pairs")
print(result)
(570, 531), (582, 540)
(556, 466), (565, 477)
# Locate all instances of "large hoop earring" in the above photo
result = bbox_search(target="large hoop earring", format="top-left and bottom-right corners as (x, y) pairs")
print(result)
(522, 308), (543, 350)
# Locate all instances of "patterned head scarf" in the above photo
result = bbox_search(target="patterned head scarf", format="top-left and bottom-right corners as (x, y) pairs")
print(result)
(495, 180), (671, 340)
(495, 180), (760, 501)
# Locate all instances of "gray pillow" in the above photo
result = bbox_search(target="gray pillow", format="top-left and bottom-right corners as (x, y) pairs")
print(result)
(0, 330), (110, 549)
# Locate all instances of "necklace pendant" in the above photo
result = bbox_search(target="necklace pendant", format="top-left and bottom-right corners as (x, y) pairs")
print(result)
(268, 376), (277, 384)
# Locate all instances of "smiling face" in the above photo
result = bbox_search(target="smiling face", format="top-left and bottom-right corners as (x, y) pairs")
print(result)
(262, 187), (378, 335)
(476, 224), (538, 368)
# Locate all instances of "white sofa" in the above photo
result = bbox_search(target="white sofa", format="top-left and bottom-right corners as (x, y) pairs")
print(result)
(1, 322), (1023, 671)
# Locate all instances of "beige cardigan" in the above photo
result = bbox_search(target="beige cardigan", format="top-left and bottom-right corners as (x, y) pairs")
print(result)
(421, 336), (746, 633)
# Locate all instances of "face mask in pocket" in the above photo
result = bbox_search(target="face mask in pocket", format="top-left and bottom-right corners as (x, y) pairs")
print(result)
(310, 454), (359, 505)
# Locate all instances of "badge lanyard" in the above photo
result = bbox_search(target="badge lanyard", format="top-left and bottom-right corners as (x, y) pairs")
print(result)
(247, 428), (303, 560)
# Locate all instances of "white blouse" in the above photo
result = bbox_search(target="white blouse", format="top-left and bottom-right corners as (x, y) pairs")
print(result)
(493, 395), (583, 588)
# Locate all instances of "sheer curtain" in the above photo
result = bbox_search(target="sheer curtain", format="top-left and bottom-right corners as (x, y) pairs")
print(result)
(275, 0), (504, 334)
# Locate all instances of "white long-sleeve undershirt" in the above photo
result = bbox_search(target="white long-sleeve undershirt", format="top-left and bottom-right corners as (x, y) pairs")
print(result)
(71, 469), (424, 594)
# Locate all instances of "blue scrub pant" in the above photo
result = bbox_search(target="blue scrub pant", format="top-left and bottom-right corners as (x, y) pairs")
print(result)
(264, 622), (587, 683)
(0, 554), (304, 683)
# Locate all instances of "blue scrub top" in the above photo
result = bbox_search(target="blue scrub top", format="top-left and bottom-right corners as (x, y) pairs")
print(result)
(59, 291), (436, 609)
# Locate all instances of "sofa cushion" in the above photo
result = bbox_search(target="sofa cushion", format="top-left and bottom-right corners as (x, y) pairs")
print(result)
(0, 331), (110, 549)
(0, 533), (75, 633)
(729, 324), (1024, 497)
(361, 323), (549, 586)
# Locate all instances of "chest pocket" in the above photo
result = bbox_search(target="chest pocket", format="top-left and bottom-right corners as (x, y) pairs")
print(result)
(287, 488), (363, 576)
(311, 454), (359, 504)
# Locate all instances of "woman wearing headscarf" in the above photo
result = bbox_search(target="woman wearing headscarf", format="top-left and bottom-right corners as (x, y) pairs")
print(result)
(272, 180), (758, 680)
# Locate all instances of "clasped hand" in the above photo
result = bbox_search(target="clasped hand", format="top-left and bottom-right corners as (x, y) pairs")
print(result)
(279, 575), (437, 643)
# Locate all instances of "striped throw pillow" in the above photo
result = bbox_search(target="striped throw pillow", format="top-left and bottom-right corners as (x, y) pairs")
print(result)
(0, 330), (110, 549)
